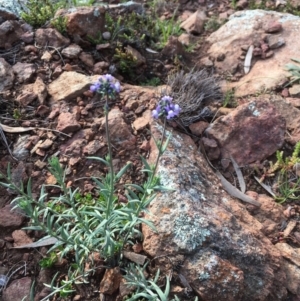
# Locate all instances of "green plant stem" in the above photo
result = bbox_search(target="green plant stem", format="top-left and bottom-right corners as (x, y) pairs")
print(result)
(134, 118), (167, 216)
(150, 117), (166, 184)
(104, 93), (115, 219)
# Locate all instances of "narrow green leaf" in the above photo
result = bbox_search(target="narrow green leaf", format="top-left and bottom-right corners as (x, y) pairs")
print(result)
(161, 133), (172, 153)
(149, 281), (167, 301)
(140, 155), (152, 172)
(87, 156), (110, 166)
(164, 276), (170, 297)
(126, 184), (145, 193)
(115, 162), (132, 181)
(153, 185), (175, 192)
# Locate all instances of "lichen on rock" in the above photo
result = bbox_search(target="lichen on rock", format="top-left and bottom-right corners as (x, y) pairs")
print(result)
(173, 213), (210, 253)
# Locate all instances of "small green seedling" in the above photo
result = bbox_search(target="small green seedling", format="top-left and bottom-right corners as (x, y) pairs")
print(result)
(222, 89), (236, 108)
(39, 251), (58, 268)
(285, 58), (300, 86)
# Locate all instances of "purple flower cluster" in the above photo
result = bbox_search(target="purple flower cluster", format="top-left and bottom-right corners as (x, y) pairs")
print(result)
(90, 74), (121, 97)
(152, 95), (181, 119)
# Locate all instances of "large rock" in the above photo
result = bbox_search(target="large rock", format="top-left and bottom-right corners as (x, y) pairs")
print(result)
(48, 71), (98, 102)
(0, 0), (24, 18)
(0, 204), (25, 228)
(2, 277), (32, 301)
(0, 20), (25, 48)
(205, 99), (286, 165)
(268, 95), (300, 145)
(55, 6), (105, 39)
(248, 94), (300, 145)
(56, 112), (81, 134)
(142, 122), (287, 301)
(276, 243), (300, 295)
(206, 10), (300, 96)
(35, 28), (70, 48)
(100, 108), (136, 150)
(12, 62), (36, 83)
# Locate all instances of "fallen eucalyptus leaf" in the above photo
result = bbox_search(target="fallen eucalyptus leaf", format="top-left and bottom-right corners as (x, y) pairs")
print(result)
(0, 123), (34, 133)
(244, 45), (253, 74)
(12, 237), (59, 249)
(254, 176), (276, 197)
(217, 171), (261, 207)
(230, 155), (246, 193)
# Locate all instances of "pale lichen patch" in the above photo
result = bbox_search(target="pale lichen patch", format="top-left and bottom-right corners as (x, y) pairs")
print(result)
(173, 213), (210, 253)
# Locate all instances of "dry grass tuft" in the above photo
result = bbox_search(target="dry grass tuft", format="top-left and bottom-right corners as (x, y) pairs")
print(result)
(168, 69), (223, 126)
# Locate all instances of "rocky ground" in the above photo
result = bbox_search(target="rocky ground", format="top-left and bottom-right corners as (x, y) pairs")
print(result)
(2, 0), (300, 300)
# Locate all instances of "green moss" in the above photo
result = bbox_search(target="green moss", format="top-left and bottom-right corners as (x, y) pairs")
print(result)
(21, 0), (63, 28)
(113, 47), (138, 77)
(51, 15), (68, 34)
(140, 77), (161, 86)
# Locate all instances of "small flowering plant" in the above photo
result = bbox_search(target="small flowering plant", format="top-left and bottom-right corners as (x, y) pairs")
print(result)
(152, 95), (181, 120)
(90, 74), (121, 99)
(0, 74), (183, 300)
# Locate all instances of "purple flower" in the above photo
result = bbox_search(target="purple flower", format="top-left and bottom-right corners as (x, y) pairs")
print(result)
(152, 109), (159, 119)
(152, 95), (180, 120)
(90, 74), (121, 97)
(104, 74), (114, 81)
(90, 83), (100, 92)
(161, 95), (173, 103)
(114, 81), (121, 93)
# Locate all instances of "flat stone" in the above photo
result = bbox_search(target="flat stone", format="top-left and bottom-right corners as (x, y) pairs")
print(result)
(79, 52), (94, 68)
(132, 110), (152, 131)
(83, 140), (105, 155)
(265, 21), (283, 33)
(62, 44), (82, 59)
(267, 34), (285, 49)
(276, 243), (300, 295)
(2, 277), (31, 301)
(56, 112), (81, 134)
(289, 84), (300, 97)
(12, 135), (30, 160)
(205, 99), (286, 165)
(35, 28), (70, 48)
(12, 62), (36, 83)
(12, 230), (33, 247)
(200, 57), (214, 67)
(0, 20), (24, 48)
(101, 108), (136, 150)
(180, 9), (207, 34)
(34, 160), (47, 169)
(38, 139), (53, 149)
(16, 83), (36, 106)
(0, 204), (25, 228)
(48, 71), (98, 102)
